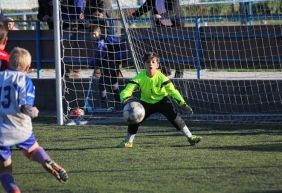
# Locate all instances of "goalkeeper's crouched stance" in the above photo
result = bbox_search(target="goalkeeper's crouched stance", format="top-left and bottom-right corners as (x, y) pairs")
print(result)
(116, 51), (202, 148)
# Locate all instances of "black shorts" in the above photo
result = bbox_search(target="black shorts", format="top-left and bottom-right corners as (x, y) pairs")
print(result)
(141, 96), (178, 121)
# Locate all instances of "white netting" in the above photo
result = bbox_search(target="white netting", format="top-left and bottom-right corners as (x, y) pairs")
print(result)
(59, 0), (282, 123)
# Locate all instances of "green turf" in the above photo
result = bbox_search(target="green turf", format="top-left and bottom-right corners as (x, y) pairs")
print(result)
(10, 122), (282, 193)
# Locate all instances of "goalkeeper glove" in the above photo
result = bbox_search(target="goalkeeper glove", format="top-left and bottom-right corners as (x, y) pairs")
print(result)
(123, 96), (138, 105)
(180, 103), (193, 115)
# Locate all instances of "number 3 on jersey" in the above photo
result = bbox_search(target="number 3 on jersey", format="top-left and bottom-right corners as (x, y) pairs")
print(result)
(0, 84), (18, 109)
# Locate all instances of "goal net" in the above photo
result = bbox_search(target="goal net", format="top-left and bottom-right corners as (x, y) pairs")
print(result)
(58, 0), (282, 124)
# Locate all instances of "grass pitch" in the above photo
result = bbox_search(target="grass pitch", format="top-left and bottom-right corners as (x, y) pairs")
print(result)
(11, 121), (282, 193)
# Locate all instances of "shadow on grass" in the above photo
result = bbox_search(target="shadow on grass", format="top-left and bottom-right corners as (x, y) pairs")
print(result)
(14, 146), (116, 152)
(134, 125), (282, 136)
(56, 165), (282, 174)
(44, 146), (118, 151)
(142, 129), (282, 139)
(248, 190), (282, 193)
(22, 189), (73, 193)
(203, 143), (282, 152)
(33, 117), (282, 130)
(44, 135), (125, 143)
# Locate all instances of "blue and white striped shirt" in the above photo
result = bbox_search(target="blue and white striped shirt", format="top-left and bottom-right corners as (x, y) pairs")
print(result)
(0, 70), (35, 146)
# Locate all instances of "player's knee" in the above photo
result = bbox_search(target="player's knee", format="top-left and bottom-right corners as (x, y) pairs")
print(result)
(0, 157), (12, 173)
(28, 142), (40, 153)
(113, 82), (119, 90)
(173, 114), (186, 130)
(23, 142), (40, 159)
(113, 86), (119, 91)
(128, 125), (139, 134)
(100, 89), (106, 97)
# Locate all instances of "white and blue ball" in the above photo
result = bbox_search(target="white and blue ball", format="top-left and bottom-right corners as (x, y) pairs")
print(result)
(123, 101), (145, 124)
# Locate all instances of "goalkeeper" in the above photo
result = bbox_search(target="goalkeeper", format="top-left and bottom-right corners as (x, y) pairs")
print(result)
(116, 51), (202, 148)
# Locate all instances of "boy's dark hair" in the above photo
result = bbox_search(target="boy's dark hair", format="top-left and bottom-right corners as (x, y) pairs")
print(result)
(90, 24), (107, 37)
(90, 24), (100, 32)
(0, 20), (8, 43)
(143, 51), (160, 64)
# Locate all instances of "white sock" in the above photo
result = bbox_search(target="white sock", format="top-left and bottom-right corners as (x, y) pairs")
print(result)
(126, 133), (136, 143)
(181, 126), (192, 138)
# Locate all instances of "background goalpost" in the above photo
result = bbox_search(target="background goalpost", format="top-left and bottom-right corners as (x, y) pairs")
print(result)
(55, 0), (282, 125)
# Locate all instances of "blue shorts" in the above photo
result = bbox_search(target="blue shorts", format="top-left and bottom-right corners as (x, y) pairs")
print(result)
(0, 134), (37, 161)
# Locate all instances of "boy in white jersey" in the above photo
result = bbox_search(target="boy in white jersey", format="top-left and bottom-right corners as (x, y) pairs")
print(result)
(117, 51), (202, 148)
(0, 47), (68, 193)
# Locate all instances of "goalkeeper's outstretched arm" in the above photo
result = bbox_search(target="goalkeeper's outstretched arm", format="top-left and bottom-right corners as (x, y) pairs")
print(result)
(164, 81), (193, 114)
(120, 80), (138, 103)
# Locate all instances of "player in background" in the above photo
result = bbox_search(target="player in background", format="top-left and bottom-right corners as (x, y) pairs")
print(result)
(0, 20), (9, 71)
(128, 0), (184, 78)
(90, 24), (127, 110)
(129, 0), (183, 27)
(37, 0), (53, 30)
(84, 0), (107, 24)
(7, 18), (19, 31)
(0, 47), (68, 193)
(117, 51), (202, 148)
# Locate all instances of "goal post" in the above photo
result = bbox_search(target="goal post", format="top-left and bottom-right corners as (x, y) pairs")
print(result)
(55, 0), (282, 124)
(53, 0), (63, 125)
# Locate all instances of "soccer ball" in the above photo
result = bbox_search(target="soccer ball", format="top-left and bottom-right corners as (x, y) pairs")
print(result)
(123, 101), (145, 124)
(69, 107), (85, 119)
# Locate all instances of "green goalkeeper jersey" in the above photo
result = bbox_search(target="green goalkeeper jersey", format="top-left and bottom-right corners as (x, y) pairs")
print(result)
(120, 69), (186, 105)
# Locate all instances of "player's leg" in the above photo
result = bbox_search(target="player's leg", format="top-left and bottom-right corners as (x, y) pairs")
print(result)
(17, 134), (68, 183)
(98, 75), (107, 108)
(157, 97), (202, 145)
(102, 67), (122, 110)
(0, 148), (21, 193)
(112, 79), (120, 104)
(110, 71), (122, 110)
(116, 124), (138, 148)
(169, 0), (185, 27)
(117, 101), (154, 148)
